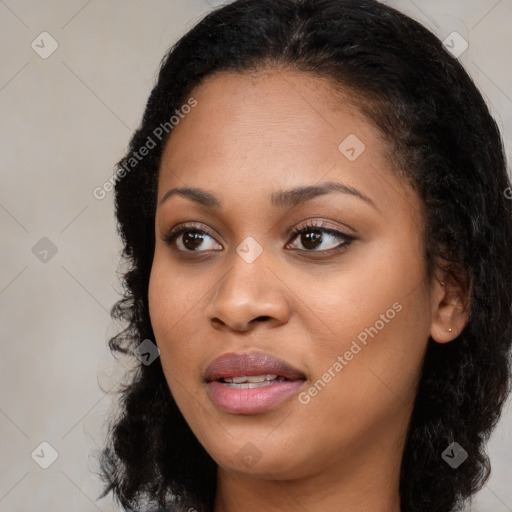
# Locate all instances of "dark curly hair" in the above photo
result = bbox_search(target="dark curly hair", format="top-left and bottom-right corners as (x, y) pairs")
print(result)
(98, 0), (512, 511)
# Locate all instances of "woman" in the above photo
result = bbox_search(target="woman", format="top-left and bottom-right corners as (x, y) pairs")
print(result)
(99, 1), (512, 511)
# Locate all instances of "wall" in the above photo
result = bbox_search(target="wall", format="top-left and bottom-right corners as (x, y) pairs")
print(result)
(0, 0), (510, 510)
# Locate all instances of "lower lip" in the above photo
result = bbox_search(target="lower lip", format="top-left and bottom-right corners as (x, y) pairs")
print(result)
(207, 379), (305, 414)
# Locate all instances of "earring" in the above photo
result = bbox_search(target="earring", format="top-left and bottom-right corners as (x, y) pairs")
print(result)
(448, 328), (452, 332)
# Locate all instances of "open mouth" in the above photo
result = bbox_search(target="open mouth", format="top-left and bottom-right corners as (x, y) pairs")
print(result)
(204, 351), (307, 414)
(219, 374), (291, 389)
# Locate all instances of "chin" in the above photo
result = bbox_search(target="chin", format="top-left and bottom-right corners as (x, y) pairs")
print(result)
(202, 434), (314, 480)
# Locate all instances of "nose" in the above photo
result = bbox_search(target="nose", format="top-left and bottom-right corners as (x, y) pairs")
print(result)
(206, 249), (292, 332)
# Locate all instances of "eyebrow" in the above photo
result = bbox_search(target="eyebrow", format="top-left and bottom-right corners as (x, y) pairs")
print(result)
(159, 181), (379, 211)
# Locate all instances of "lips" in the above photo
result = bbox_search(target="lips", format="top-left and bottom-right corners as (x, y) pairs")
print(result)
(204, 351), (307, 414)
(204, 351), (306, 382)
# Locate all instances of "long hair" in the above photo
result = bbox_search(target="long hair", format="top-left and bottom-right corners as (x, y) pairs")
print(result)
(99, 1), (512, 511)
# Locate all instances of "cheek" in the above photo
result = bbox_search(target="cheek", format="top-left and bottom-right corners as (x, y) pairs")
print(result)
(308, 275), (430, 411)
(148, 262), (187, 366)
(297, 240), (431, 412)
(299, 238), (426, 349)
(286, 290), (430, 474)
(148, 255), (203, 334)
(148, 263), (175, 341)
(148, 258), (210, 387)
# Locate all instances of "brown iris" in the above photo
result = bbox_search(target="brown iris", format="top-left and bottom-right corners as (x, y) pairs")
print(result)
(301, 230), (323, 250)
(183, 231), (205, 250)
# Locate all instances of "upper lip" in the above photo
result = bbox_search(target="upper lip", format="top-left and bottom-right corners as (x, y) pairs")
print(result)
(204, 351), (306, 382)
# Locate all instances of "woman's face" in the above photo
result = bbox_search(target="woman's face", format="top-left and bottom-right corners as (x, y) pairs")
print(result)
(149, 69), (438, 481)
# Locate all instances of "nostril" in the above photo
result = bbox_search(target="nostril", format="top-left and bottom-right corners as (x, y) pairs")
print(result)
(254, 316), (272, 322)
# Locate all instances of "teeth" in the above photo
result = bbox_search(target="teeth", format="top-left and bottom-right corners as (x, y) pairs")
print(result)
(220, 375), (286, 389)
(223, 374), (278, 384)
(225, 381), (275, 389)
(247, 374), (278, 383)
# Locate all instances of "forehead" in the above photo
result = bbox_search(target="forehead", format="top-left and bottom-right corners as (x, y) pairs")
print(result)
(166, 68), (384, 148)
(157, 69), (417, 218)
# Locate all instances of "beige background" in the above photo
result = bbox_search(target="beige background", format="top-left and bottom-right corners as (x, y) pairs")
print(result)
(0, 0), (511, 510)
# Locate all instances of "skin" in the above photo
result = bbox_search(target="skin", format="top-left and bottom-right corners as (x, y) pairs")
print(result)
(148, 68), (470, 512)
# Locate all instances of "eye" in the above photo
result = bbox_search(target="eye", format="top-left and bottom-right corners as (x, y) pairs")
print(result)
(163, 223), (222, 252)
(163, 220), (355, 254)
(287, 221), (355, 252)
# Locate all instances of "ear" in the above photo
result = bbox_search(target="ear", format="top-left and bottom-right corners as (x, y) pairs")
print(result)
(430, 266), (471, 344)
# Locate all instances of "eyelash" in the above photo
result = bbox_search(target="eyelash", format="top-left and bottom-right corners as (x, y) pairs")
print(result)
(288, 221), (355, 253)
(163, 220), (356, 255)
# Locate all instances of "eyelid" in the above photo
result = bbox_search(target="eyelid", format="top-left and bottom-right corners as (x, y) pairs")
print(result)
(285, 218), (355, 239)
(162, 221), (222, 247)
